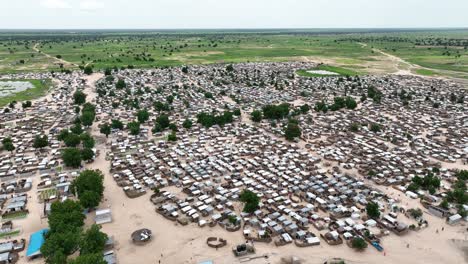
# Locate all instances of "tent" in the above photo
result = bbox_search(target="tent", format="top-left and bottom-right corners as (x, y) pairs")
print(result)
(26, 229), (49, 258)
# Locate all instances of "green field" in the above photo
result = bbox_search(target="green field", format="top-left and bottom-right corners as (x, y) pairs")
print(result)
(0, 79), (51, 107)
(0, 29), (467, 79)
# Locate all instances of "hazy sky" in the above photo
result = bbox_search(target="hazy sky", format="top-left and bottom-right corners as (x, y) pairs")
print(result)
(2, 0), (468, 29)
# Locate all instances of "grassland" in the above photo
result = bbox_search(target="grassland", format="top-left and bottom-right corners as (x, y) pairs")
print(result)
(0, 79), (51, 107)
(0, 29), (467, 79)
(297, 65), (360, 77)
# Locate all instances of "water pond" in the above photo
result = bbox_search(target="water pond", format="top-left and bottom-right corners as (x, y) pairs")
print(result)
(0, 81), (34, 97)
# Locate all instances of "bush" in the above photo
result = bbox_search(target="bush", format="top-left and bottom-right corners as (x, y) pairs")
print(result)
(83, 66), (93, 75)
(351, 237), (367, 250)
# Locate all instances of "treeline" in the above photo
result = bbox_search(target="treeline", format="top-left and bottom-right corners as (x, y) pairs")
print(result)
(314, 96), (357, 113)
(41, 169), (107, 264)
(60, 99), (97, 167)
(196, 110), (239, 128)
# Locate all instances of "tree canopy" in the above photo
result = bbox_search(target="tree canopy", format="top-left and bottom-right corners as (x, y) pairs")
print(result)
(100, 123), (111, 138)
(239, 190), (260, 214)
(62, 148), (82, 168)
(284, 122), (301, 141)
(366, 202), (380, 219)
(73, 91), (87, 105)
(127, 121), (141, 136)
(137, 109), (150, 123)
(72, 170), (104, 209)
(33, 135), (49, 149)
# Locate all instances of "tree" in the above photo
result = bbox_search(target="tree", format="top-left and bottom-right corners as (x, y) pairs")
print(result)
(366, 202), (380, 219)
(22, 101), (32, 108)
(58, 129), (70, 141)
(79, 190), (100, 209)
(81, 148), (94, 162)
(408, 208), (423, 219)
(154, 101), (170, 112)
(72, 170), (104, 209)
(80, 133), (95, 148)
(350, 123), (360, 132)
(137, 109), (150, 123)
(41, 230), (81, 263)
(204, 92), (214, 99)
(33, 135), (49, 149)
(2, 137), (15, 152)
(251, 110), (262, 122)
(183, 119), (192, 129)
(62, 148), (82, 168)
(68, 253), (107, 264)
(48, 200), (85, 233)
(351, 237), (367, 250)
(155, 114), (170, 129)
(284, 122), (301, 141)
(370, 123), (381, 133)
(167, 132), (177, 142)
(115, 79), (126, 89)
(104, 68), (112, 76)
(233, 109), (241, 116)
(100, 124), (111, 138)
(83, 66), (93, 75)
(81, 111), (95, 127)
(226, 64), (234, 72)
(300, 104), (310, 114)
(64, 134), (81, 147)
(345, 97), (358, 109)
(239, 190), (260, 214)
(73, 91), (87, 105)
(111, 119), (124, 130)
(127, 122), (140, 136)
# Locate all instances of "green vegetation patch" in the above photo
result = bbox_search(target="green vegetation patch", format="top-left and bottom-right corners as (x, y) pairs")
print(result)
(297, 65), (360, 77)
(1, 211), (28, 220)
(0, 229), (20, 238)
(0, 79), (51, 107)
(415, 69), (437, 76)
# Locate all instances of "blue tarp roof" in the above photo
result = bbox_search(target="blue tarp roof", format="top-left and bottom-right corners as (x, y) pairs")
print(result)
(26, 228), (48, 257)
(198, 261), (214, 264)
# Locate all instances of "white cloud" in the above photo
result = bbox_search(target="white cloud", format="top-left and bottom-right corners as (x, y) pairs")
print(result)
(79, 0), (105, 10)
(40, 0), (71, 9)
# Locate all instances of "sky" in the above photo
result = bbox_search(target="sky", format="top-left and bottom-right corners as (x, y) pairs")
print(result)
(1, 0), (468, 29)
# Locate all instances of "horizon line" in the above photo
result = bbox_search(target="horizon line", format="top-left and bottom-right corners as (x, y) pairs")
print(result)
(0, 27), (467, 31)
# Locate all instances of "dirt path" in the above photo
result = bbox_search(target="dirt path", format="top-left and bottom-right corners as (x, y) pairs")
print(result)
(32, 43), (78, 68)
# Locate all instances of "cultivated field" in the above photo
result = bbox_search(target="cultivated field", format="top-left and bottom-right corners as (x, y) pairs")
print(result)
(0, 29), (467, 80)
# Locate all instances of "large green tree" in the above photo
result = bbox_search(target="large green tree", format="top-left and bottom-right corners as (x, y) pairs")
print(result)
(79, 224), (108, 255)
(127, 121), (141, 136)
(48, 200), (85, 233)
(284, 122), (301, 141)
(137, 109), (150, 123)
(62, 148), (82, 168)
(239, 190), (260, 214)
(100, 124), (111, 138)
(33, 135), (49, 149)
(72, 170), (104, 209)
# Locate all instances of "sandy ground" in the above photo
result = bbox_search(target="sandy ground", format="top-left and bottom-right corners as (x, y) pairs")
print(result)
(10, 73), (468, 264)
